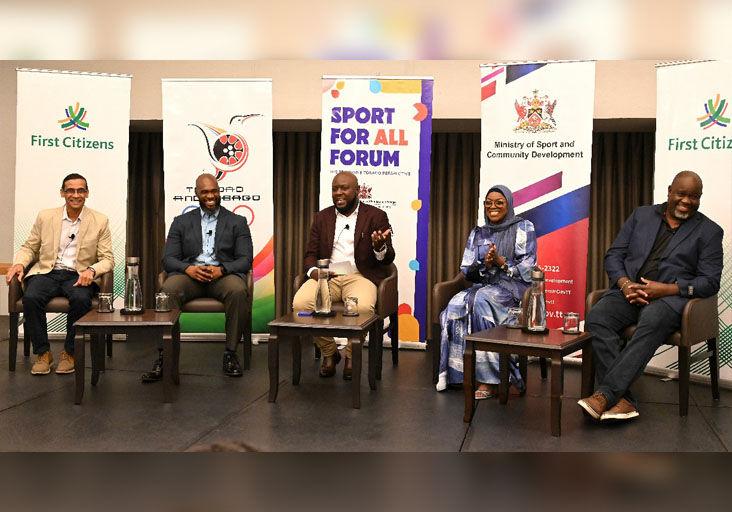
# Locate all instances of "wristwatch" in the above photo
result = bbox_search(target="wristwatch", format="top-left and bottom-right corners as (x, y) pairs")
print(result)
(86, 267), (96, 276)
(500, 262), (509, 273)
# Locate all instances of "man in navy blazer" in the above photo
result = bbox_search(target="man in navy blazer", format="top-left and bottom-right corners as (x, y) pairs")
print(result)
(142, 173), (253, 381)
(580, 171), (723, 422)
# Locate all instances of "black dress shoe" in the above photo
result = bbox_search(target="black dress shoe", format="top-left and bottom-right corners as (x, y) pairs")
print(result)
(343, 356), (353, 381)
(141, 355), (163, 383)
(319, 350), (341, 378)
(223, 351), (243, 377)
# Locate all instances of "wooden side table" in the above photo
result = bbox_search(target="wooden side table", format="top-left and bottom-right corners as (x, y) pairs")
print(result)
(464, 326), (594, 436)
(74, 309), (181, 404)
(268, 312), (380, 409)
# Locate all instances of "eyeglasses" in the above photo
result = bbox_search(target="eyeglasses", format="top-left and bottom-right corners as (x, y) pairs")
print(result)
(483, 200), (506, 208)
(63, 188), (88, 195)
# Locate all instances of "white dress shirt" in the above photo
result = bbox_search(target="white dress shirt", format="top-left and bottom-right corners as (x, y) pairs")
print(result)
(54, 206), (83, 271)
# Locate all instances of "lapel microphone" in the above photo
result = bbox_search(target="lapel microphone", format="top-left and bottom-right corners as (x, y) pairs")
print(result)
(69, 234), (75, 240)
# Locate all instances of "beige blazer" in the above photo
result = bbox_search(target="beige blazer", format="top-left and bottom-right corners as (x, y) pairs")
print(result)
(13, 206), (114, 280)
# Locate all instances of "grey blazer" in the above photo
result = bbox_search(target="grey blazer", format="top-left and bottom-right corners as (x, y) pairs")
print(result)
(163, 206), (253, 279)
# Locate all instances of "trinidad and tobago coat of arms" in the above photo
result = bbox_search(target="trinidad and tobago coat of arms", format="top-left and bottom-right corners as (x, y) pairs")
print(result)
(514, 90), (557, 133)
(189, 114), (261, 180)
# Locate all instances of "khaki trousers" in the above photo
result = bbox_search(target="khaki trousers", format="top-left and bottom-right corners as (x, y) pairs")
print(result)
(292, 272), (376, 357)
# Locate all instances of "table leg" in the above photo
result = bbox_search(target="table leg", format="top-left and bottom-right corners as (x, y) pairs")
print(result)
(162, 330), (173, 403)
(581, 343), (594, 398)
(74, 333), (86, 405)
(368, 325), (377, 391)
(292, 335), (301, 385)
(499, 352), (509, 405)
(172, 322), (181, 386)
(351, 336), (362, 409)
(90, 333), (100, 386)
(550, 358), (564, 437)
(463, 340), (475, 423)
(268, 331), (279, 402)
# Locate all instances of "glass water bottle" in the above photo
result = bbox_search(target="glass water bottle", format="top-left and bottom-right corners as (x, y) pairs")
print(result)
(314, 258), (332, 314)
(526, 267), (547, 332)
(124, 256), (143, 312)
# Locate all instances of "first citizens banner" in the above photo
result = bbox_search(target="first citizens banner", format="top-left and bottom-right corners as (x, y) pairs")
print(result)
(14, 68), (131, 333)
(653, 60), (732, 383)
(162, 79), (274, 334)
(479, 61), (595, 329)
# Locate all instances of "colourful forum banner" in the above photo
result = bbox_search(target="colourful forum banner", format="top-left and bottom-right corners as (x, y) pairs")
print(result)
(653, 60), (732, 383)
(320, 76), (433, 347)
(479, 61), (595, 329)
(14, 68), (131, 333)
(162, 79), (274, 334)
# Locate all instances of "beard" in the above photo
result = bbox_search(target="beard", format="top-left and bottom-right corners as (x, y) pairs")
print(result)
(199, 196), (221, 213)
(335, 196), (358, 214)
(673, 207), (692, 220)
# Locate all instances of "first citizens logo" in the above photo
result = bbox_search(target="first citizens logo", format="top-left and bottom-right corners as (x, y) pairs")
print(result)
(30, 102), (115, 150)
(667, 94), (731, 152)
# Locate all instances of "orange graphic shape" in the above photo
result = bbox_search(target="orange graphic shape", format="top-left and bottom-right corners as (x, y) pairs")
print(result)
(413, 103), (428, 121)
(398, 313), (420, 342)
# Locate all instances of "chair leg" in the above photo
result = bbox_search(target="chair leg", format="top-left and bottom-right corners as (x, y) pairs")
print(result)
(9, 312), (19, 371)
(431, 322), (441, 385)
(375, 319), (384, 380)
(518, 355), (528, 384)
(539, 357), (548, 380)
(23, 319), (30, 357)
(390, 312), (398, 366)
(678, 345), (690, 416)
(708, 338), (720, 401)
(106, 334), (113, 358)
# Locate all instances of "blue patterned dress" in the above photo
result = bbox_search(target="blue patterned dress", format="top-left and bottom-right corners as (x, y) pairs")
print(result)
(436, 220), (537, 391)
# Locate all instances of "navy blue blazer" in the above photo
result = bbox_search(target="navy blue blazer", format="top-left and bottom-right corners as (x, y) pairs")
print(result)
(604, 204), (723, 314)
(163, 206), (253, 279)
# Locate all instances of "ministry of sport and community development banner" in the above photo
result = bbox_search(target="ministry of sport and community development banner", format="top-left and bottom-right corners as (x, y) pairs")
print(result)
(653, 60), (732, 383)
(14, 68), (131, 334)
(479, 61), (595, 329)
(162, 79), (274, 335)
(321, 76), (433, 348)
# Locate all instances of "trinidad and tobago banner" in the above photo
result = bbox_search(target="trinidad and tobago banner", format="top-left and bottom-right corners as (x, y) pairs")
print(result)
(321, 76), (433, 348)
(162, 79), (274, 335)
(479, 60), (595, 329)
(653, 60), (732, 383)
(14, 68), (131, 334)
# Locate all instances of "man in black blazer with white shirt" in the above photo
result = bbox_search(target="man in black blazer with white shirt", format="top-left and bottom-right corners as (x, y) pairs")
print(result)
(579, 171), (723, 422)
(142, 173), (253, 381)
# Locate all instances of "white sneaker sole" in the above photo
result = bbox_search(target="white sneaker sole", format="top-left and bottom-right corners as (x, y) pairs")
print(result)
(577, 398), (602, 420)
(601, 410), (640, 421)
(55, 368), (75, 375)
(31, 367), (52, 375)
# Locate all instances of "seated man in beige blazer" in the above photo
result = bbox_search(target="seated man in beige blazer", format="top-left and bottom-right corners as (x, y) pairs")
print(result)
(5, 173), (114, 375)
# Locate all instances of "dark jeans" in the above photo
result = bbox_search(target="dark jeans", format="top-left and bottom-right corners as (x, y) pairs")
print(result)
(585, 290), (680, 406)
(23, 269), (96, 355)
(161, 273), (249, 352)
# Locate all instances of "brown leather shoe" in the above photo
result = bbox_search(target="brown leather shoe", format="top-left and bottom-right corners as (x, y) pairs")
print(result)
(319, 350), (341, 378)
(601, 398), (640, 422)
(343, 356), (353, 381)
(577, 391), (609, 420)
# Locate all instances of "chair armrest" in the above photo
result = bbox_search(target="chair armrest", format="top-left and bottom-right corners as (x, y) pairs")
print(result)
(99, 271), (114, 294)
(157, 271), (167, 292)
(586, 289), (608, 312)
(681, 294), (718, 346)
(376, 263), (398, 317)
(246, 270), (253, 308)
(293, 273), (306, 292)
(431, 272), (471, 324)
(8, 275), (23, 313)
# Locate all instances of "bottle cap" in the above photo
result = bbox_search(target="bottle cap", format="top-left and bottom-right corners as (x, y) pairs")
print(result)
(531, 267), (544, 280)
(126, 256), (140, 265)
(316, 259), (330, 268)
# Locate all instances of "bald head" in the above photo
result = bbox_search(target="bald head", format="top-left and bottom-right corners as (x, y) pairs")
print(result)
(195, 173), (221, 213)
(667, 170), (703, 222)
(331, 171), (359, 215)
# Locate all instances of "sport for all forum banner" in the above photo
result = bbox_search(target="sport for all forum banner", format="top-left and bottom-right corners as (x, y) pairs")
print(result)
(321, 76), (433, 347)
(479, 61), (595, 329)
(162, 79), (274, 334)
(14, 68), (131, 333)
(654, 60), (732, 383)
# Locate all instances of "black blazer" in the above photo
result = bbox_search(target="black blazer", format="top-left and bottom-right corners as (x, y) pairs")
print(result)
(604, 204), (723, 314)
(163, 206), (253, 279)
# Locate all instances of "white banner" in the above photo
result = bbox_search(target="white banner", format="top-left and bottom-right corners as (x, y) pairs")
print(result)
(653, 60), (732, 382)
(480, 61), (595, 328)
(14, 68), (131, 332)
(321, 76), (433, 347)
(162, 79), (274, 334)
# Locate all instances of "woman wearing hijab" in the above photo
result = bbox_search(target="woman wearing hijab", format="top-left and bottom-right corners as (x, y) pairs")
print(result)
(436, 185), (537, 398)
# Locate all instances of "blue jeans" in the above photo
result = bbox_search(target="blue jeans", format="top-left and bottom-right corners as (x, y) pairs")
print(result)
(585, 290), (680, 406)
(23, 269), (96, 355)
